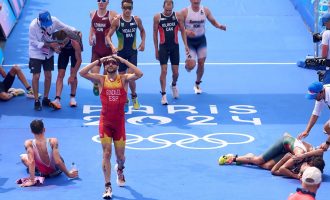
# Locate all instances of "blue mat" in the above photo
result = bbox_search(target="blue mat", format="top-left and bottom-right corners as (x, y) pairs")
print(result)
(1, 0), (329, 200)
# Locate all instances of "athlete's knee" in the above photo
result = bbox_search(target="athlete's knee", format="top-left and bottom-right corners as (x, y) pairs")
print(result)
(253, 156), (265, 165)
(103, 150), (112, 159)
(323, 121), (330, 134)
(11, 64), (21, 74)
(32, 73), (41, 80)
(197, 59), (205, 67)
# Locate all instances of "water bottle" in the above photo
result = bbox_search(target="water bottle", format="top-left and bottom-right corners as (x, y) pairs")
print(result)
(71, 162), (77, 172)
(68, 162), (78, 180)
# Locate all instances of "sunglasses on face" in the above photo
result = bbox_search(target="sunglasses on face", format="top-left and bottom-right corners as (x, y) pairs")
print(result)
(104, 60), (118, 66)
(122, 5), (133, 10)
(97, 0), (107, 3)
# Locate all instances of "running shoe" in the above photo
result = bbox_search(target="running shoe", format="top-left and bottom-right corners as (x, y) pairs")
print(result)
(93, 83), (99, 96)
(124, 98), (129, 112)
(218, 154), (235, 165)
(34, 100), (42, 111)
(70, 98), (77, 107)
(114, 164), (126, 187)
(193, 84), (202, 94)
(102, 185), (113, 199)
(8, 88), (25, 96)
(161, 94), (168, 105)
(50, 99), (61, 110)
(132, 97), (140, 110)
(171, 85), (179, 99)
(42, 98), (51, 107)
(26, 89), (42, 99)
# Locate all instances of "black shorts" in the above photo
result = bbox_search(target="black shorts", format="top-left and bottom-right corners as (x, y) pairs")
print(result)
(29, 56), (54, 74)
(58, 48), (77, 70)
(158, 44), (179, 65)
(0, 74), (15, 93)
(117, 51), (137, 73)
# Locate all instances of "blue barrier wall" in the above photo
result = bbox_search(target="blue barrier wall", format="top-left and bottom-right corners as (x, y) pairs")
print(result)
(0, 0), (17, 39)
(290, 0), (329, 33)
(290, 0), (315, 32)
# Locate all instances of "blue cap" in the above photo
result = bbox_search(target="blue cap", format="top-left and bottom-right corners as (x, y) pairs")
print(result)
(306, 82), (323, 100)
(38, 11), (52, 28)
(321, 13), (330, 26)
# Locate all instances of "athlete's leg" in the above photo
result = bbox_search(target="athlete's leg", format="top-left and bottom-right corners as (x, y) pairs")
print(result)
(160, 64), (168, 93)
(114, 140), (126, 170)
(323, 119), (330, 134)
(196, 57), (206, 83)
(102, 142), (112, 184)
(55, 69), (66, 98)
(171, 65), (179, 85)
(9, 65), (31, 89)
(69, 72), (78, 98)
(29, 58), (42, 101)
(235, 154), (266, 166)
(42, 56), (54, 100)
(20, 154), (29, 168)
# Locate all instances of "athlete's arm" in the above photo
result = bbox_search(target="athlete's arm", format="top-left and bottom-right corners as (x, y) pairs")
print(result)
(79, 60), (104, 84)
(50, 138), (78, 179)
(113, 55), (143, 82)
(89, 11), (96, 46)
(270, 153), (291, 175)
(109, 10), (118, 22)
(20, 140), (37, 187)
(204, 7), (226, 31)
(293, 149), (324, 163)
(298, 114), (319, 139)
(276, 157), (301, 179)
(153, 14), (160, 60)
(180, 8), (195, 37)
(105, 15), (119, 53)
(176, 12), (189, 56)
(68, 40), (82, 85)
(135, 16), (146, 51)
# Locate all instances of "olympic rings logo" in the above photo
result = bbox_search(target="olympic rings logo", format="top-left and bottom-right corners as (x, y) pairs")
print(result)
(92, 132), (255, 150)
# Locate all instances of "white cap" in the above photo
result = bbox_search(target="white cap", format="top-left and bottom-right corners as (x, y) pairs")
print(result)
(302, 167), (322, 185)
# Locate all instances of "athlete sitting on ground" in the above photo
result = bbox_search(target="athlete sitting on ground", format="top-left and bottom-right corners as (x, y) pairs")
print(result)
(19, 119), (78, 187)
(0, 64), (39, 101)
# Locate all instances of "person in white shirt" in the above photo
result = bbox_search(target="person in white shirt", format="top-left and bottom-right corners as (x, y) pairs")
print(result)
(29, 10), (76, 111)
(298, 81), (330, 151)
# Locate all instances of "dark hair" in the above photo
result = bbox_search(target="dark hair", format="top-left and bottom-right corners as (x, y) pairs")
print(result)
(122, 0), (133, 6)
(163, 0), (173, 7)
(309, 156), (325, 173)
(30, 119), (44, 134)
(52, 30), (67, 42)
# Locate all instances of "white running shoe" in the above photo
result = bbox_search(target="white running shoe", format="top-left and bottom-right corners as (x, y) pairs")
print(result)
(26, 89), (42, 99)
(70, 98), (77, 107)
(161, 94), (168, 105)
(50, 99), (61, 110)
(114, 164), (126, 187)
(171, 86), (179, 99)
(102, 185), (113, 199)
(193, 84), (202, 94)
